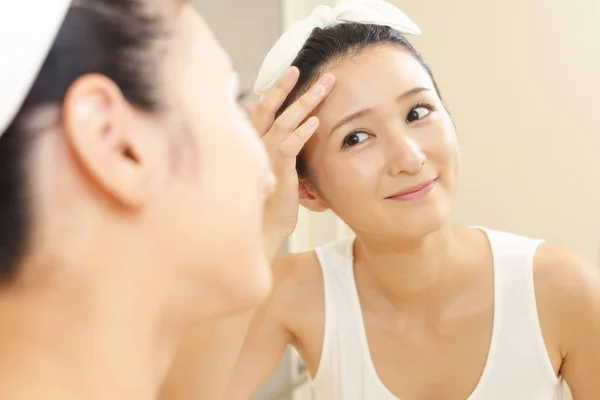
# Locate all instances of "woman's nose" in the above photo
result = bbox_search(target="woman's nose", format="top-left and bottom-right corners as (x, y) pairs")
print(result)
(385, 132), (426, 176)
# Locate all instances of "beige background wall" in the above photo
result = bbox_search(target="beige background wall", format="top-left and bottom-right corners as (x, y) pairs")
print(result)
(192, 0), (282, 97)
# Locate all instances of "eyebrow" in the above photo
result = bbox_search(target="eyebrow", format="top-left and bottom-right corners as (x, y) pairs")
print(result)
(329, 87), (431, 135)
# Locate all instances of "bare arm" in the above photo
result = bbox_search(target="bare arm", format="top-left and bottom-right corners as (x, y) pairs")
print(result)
(158, 230), (288, 400)
(158, 314), (257, 400)
(556, 256), (600, 399)
(158, 253), (299, 400)
(535, 244), (600, 399)
(223, 255), (302, 400)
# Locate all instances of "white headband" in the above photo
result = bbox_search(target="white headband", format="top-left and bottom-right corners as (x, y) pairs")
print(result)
(0, 0), (72, 139)
(254, 0), (421, 96)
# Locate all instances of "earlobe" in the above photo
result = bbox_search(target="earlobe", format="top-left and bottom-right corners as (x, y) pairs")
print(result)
(62, 74), (162, 208)
(298, 179), (329, 212)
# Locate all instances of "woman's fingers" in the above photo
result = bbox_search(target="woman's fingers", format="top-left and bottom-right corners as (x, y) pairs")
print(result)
(267, 74), (335, 144)
(278, 116), (319, 159)
(253, 67), (300, 135)
(246, 101), (260, 123)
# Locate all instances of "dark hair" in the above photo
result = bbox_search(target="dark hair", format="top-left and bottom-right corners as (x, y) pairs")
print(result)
(279, 23), (441, 179)
(0, 0), (164, 280)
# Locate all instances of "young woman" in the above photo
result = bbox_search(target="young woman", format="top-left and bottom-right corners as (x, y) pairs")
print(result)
(217, 0), (600, 399)
(0, 0), (328, 398)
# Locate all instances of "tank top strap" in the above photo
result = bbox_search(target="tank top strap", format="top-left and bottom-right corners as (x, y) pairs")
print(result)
(471, 227), (560, 397)
(313, 235), (374, 399)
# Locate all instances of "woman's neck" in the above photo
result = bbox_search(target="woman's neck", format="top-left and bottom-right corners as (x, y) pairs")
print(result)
(353, 224), (476, 313)
(0, 263), (178, 400)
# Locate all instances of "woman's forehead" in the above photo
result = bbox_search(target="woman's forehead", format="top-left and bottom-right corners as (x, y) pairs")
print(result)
(316, 46), (434, 118)
(329, 45), (429, 88)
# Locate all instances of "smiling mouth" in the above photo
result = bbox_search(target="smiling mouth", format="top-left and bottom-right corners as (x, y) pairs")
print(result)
(386, 178), (437, 201)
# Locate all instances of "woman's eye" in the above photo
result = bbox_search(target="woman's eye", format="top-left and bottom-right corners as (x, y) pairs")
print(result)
(406, 106), (431, 123)
(342, 131), (370, 148)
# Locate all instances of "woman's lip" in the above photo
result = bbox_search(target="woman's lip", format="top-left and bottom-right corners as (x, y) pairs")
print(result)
(386, 178), (437, 201)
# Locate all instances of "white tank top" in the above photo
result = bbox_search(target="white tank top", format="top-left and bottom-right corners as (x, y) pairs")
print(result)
(310, 227), (563, 400)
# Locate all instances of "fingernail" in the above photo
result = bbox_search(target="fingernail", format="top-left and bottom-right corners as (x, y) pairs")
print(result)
(286, 66), (299, 78)
(319, 74), (333, 86)
(308, 117), (319, 126)
(311, 84), (324, 97)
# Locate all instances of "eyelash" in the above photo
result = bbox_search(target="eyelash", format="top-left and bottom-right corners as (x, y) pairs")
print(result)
(410, 102), (436, 119)
(340, 101), (436, 149)
(341, 129), (370, 149)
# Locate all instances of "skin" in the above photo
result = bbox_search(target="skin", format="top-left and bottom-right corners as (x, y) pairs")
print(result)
(160, 66), (337, 400)
(0, 1), (277, 399)
(216, 45), (600, 399)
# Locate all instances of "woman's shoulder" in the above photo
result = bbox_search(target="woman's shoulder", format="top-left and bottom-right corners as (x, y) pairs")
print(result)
(271, 235), (355, 291)
(271, 251), (326, 340)
(533, 243), (599, 308)
(270, 251), (324, 308)
(534, 243), (600, 359)
(273, 250), (322, 285)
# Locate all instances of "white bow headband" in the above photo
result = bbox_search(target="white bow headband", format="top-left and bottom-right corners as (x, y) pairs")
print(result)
(0, 0), (72, 140)
(254, 0), (421, 96)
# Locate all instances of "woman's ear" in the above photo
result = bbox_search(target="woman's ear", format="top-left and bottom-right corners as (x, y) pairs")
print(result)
(298, 179), (328, 212)
(62, 73), (165, 208)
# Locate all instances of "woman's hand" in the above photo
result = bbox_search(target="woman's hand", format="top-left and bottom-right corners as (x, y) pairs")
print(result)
(248, 67), (335, 246)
